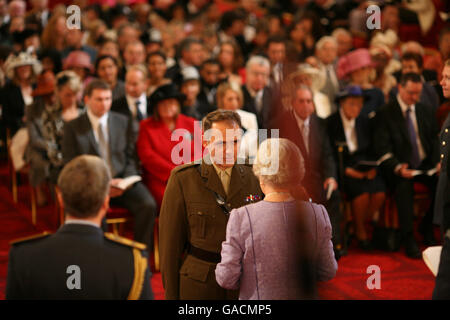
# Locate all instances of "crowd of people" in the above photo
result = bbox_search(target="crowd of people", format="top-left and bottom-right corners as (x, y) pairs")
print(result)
(2, 0), (450, 300)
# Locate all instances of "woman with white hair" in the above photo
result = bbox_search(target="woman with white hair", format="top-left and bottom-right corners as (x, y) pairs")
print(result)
(26, 70), (84, 205)
(215, 138), (337, 300)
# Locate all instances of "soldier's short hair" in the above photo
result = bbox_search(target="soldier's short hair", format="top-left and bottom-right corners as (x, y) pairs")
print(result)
(202, 109), (242, 133)
(58, 155), (111, 219)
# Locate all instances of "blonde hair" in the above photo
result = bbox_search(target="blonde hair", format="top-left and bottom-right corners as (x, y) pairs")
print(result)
(253, 138), (305, 187)
(216, 81), (243, 110)
(56, 70), (82, 93)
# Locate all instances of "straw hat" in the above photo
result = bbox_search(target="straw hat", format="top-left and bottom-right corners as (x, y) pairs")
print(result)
(287, 63), (326, 92)
(4, 51), (42, 80)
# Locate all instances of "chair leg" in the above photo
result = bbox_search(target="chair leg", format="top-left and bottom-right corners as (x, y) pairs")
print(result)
(112, 223), (119, 235)
(154, 221), (160, 272)
(30, 186), (37, 225)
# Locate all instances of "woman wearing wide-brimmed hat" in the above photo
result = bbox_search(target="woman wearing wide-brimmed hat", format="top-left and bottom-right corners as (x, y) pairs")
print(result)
(137, 84), (202, 208)
(26, 70), (84, 205)
(1, 51), (42, 135)
(63, 50), (94, 100)
(284, 63), (331, 119)
(336, 48), (385, 119)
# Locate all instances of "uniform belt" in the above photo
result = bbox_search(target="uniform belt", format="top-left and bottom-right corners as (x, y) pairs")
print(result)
(188, 244), (221, 263)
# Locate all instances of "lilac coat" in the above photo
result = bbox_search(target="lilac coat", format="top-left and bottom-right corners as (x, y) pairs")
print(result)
(215, 200), (337, 300)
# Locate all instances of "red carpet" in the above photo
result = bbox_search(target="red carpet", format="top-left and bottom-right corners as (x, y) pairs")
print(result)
(0, 161), (437, 300)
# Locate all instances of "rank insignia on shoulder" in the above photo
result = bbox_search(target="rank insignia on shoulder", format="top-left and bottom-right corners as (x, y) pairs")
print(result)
(104, 232), (147, 251)
(10, 231), (52, 245)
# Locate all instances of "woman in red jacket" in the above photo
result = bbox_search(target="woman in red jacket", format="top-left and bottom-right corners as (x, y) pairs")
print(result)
(137, 84), (202, 208)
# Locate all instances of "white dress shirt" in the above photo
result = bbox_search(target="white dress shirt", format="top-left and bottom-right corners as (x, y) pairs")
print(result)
(294, 111), (310, 153)
(397, 94), (426, 162)
(87, 109), (109, 144)
(339, 108), (358, 154)
(126, 94), (147, 119)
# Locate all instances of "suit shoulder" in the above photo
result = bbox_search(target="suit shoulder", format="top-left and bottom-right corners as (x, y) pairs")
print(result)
(10, 231), (52, 246)
(104, 232), (147, 251)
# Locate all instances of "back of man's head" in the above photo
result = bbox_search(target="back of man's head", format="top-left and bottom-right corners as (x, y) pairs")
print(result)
(58, 155), (111, 219)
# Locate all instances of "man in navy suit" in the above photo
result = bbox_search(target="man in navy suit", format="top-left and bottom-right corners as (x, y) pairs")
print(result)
(6, 155), (153, 299)
(63, 79), (156, 251)
(374, 73), (440, 259)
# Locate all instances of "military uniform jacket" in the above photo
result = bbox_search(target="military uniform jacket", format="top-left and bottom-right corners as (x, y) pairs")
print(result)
(434, 114), (450, 230)
(6, 224), (152, 300)
(159, 158), (263, 300)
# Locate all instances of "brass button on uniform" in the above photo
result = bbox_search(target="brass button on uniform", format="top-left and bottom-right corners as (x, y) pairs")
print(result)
(441, 154), (445, 159)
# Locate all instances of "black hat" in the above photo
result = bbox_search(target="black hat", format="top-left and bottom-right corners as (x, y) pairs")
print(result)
(149, 84), (185, 112)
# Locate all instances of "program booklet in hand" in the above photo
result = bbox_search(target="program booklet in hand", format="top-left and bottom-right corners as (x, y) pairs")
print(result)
(353, 152), (393, 171)
(114, 175), (142, 190)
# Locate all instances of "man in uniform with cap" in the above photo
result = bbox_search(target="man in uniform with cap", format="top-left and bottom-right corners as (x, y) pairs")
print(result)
(6, 155), (152, 299)
(159, 109), (263, 300)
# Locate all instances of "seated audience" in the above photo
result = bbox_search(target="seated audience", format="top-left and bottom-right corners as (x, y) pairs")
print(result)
(327, 86), (386, 250)
(26, 70), (83, 206)
(137, 84), (201, 208)
(62, 79), (157, 251)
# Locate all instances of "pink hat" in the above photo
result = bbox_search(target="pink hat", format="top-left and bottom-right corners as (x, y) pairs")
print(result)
(63, 51), (94, 73)
(337, 48), (374, 80)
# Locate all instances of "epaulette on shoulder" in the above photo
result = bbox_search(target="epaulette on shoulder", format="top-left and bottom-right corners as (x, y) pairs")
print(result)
(104, 232), (147, 251)
(171, 159), (201, 174)
(10, 231), (52, 245)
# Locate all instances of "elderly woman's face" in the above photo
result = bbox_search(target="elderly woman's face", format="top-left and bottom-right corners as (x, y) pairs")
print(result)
(157, 98), (179, 121)
(341, 96), (363, 120)
(58, 84), (78, 109)
(221, 89), (241, 111)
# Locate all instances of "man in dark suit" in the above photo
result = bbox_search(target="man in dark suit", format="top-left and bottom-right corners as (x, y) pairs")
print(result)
(270, 85), (344, 259)
(374, 73), (440, 259)
(6, 155), (152, 299)
(62, 79), (156, 251)
(242, 55), (273, 129)
(433, 59), (450, 299)
(111, 65), (149, 141)
(196, 59), (220, 118)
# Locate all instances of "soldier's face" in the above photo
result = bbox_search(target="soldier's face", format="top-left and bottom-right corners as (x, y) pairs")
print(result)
(203, 120), (242, 169)
(441, 66), (450, 98)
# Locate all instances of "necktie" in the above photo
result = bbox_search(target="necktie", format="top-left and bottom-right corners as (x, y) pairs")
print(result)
(405, 107), (421, 169)
(219, 170), (230, 195)
(135, 100), (144, 121)
(97, 123), (112, 173)
(301, 122), (309, 154)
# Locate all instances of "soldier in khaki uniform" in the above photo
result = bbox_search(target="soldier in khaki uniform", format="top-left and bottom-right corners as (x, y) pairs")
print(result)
(159, 110), (264, 300)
